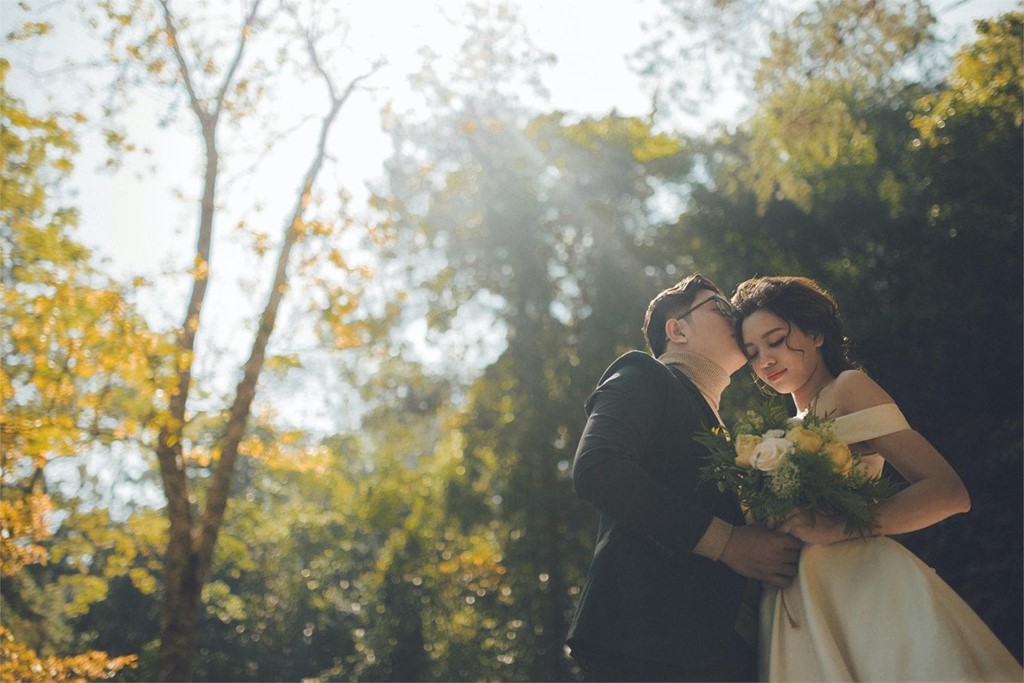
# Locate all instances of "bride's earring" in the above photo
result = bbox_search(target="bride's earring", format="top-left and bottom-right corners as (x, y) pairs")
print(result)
(750, 367), (774, 396)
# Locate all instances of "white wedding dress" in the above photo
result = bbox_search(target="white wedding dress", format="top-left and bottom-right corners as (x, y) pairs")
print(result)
(759, 404), (1023, 682)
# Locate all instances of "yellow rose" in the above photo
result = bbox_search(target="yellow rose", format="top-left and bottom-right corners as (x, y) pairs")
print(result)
(785, 426), (825, 454)
(823, 440), (854, 475)
(734, 434), (762, 469)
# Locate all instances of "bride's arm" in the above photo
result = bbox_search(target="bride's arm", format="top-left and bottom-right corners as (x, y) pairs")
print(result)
(780, 371), (970, 544)
(864, 429), (971, 532)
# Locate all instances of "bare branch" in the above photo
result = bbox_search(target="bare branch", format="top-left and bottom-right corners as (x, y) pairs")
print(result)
(333, 58), (386, 110)
(157, 0), (206, 124)
(211, 0), (265, 121)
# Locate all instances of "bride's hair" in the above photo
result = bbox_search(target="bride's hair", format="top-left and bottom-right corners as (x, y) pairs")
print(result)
(730, 276), (859, 376)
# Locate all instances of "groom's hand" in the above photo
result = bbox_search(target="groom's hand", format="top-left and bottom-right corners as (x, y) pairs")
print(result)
(719, 525), (802, 588)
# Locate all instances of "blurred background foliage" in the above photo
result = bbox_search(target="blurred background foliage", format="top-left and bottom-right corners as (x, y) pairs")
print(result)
(1, 1), (1020, 681)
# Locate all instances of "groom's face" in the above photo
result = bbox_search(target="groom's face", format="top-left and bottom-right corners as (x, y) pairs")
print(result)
(680, 292), (746, 373)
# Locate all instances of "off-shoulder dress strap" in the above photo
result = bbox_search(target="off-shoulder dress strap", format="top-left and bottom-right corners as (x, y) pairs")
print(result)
(834, 403), (911, 444)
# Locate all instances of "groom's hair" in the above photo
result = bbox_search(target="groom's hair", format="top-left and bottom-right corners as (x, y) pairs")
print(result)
(643, 273), (725, 357)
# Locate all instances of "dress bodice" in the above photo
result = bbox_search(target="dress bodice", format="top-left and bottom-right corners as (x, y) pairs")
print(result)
(832, 403), (910, 445)
(836, 404), (910, 478)
(791, 403), (911, 479)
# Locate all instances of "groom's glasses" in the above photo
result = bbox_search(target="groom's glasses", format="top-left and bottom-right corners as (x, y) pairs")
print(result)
(676, 295), (734, 321)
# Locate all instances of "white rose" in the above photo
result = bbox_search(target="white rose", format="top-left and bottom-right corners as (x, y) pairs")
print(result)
(750, 437), (793, 473)
(764, 429), (786, 439)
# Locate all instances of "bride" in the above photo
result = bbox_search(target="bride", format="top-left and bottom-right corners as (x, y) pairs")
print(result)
(730, 275), (1022, 682)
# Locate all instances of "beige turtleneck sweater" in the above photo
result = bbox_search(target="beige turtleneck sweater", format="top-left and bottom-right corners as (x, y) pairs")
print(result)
(657, 350), (730, 424)
(657, 349), (735, 561)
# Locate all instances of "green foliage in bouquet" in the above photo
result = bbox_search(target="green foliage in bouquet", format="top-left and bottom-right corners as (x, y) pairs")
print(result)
(698, 397), (903, 536)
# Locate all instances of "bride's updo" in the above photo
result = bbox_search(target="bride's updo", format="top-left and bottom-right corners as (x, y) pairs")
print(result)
(730, 276), (859, 376)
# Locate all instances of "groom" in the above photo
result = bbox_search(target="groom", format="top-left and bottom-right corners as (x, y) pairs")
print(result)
(566, 274), (802, 682)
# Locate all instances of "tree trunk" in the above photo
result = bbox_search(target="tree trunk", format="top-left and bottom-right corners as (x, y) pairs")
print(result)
(155, 103), (219, 683)
(154, 3), (251, 676)
(152, 25), (374, 673)
(155, 533), (201, 681)
(508, 248), (569, 682)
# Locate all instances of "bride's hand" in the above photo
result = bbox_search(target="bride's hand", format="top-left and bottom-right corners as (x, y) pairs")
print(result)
(778, 509), (849, 545)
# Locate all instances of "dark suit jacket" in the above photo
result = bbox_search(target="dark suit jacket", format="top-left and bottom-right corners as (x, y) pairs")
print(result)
(566, 351), (751, 675)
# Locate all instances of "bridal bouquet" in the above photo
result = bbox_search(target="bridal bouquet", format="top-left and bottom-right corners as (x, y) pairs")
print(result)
(698, 398), (902, 535)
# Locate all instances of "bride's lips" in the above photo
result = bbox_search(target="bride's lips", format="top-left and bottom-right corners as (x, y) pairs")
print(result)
(767, 369), (786, 383)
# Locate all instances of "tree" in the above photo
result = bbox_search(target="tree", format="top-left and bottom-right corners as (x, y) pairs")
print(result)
(62, 1), (383, 678)
(1, 55), (147, 682)
(374, 7), (706, 677)
(633, 0), (938, 131)
(372, 10), (568, 675)
(896, 13), (1023, 656)
(70, 356), (516, 681)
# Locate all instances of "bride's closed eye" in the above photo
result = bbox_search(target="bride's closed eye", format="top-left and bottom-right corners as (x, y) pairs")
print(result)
(745, 337), (787, 359)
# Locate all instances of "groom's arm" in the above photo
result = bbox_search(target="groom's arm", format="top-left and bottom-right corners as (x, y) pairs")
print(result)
(573, 360), (801, 585)
(572, 361), (729, 556)
(719, 525), (801, 587)
(691, 516), (801, 588)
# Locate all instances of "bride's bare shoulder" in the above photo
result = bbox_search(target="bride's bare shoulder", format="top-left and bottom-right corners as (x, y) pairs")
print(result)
(832, 370), (896, 415)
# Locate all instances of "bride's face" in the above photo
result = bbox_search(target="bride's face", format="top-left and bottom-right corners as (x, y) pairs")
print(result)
(741, 309), (826, 395)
